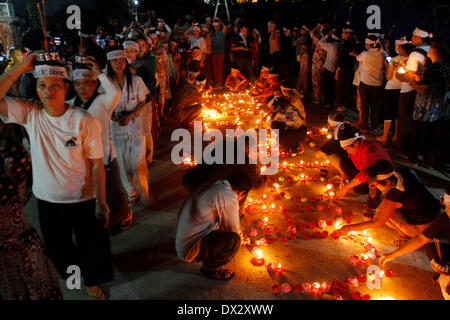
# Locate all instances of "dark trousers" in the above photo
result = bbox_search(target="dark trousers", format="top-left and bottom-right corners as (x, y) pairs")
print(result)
(37, 199), (113, 286)
(270, 52), (280, 72)
(196, 230), (241, 270)
(426, 243), (450, 262)
(205, 54), (214, 86)
(409, 120), (438, 166)
(322, 69), (335, 107)
(335, 67), (353, 108)
(359, 82), (383, 130)
(211, 53), (225, 86)
(106, 158), (130, 229)
(397, 90), (417, 152)
(271, 122), (307, 152)
(382, 89), (400, 121)
(235, 57), (253, 81)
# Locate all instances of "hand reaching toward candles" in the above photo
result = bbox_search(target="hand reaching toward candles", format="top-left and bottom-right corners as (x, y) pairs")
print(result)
(379, 254), (394, 269)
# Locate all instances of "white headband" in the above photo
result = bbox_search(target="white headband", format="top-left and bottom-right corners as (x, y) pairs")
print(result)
(395, 36), (409, 46)
(213, 21), (220, 27)
(33, 65), (68, 79)
(342, 27), (354, 33)
(261, 66), (271, 73)
(123, 40), (140, 52)
(376, 171), (404, 192)
(413, 27), (433, 39)
(193, 26), (201, 32)
(231, 68), (240, 74)
(106, 50), (126, 61)
(301, 25), (309, 32)
(339, 133), (365, 147)
(365, 38), (377, 45)
(72, 69), (97, 81)
(444, 193), (450, 206)
(195, 78), (206, 86)
(267, 73), (278, 78)
(328, 117), (343, 128)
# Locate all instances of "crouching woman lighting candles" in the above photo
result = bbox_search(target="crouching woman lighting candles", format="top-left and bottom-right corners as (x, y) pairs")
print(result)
(337, 160), (439, 247)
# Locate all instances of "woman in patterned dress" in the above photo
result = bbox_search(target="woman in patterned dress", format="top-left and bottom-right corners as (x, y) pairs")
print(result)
(0, 126), (63, 300)
(310, 24), (328, 104)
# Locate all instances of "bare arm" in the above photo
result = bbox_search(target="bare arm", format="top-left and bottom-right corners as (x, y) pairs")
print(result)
(92, 157), (109, 228)
(338, 199), (402, 234)
(0, 53), (36, 117)
(380, 233), (431, 268)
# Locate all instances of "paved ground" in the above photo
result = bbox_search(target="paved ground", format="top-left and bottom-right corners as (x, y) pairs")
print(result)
(24, 94), (449, 300)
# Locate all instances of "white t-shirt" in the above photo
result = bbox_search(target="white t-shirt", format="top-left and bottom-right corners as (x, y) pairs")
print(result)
(319, 40), (339, 73)
(1, 97), (103, 203)
(68, 73), (121, 165)
(110, 74), (149, 137)
(189, 36), (206, 61)
(385, 55), (408, 90)
(400, 45), (430, 93)
(357, 48), (385, 87)
(175, 180), (241, 262)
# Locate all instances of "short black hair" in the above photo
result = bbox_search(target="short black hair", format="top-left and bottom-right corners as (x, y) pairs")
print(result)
(227, 170), (253, 193)
(366, 160), (396, 185)
(415, 25), (433, 43)
(337, 123), (360, 141)
(328, 110), (344, 123)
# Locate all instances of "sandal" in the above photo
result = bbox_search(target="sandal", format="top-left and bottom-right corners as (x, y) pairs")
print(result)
(392, 236), (409, 247)
(120, 209), (133, 231)
(201, 267), (235, 281)
(83, 285), (106, 300)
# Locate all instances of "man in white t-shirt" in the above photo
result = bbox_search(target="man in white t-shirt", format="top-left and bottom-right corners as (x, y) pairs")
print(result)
(176, 171), (252, 280)
(0, 53), (112, 299)
(396, 26), (432, 153)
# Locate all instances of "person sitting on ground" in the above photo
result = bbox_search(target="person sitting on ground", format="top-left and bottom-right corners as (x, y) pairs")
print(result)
(335, 123), (392, 213)
(225, 67), (248, 92)
(263, 84), (307, 154)
(338, 160), (440, 247)
(175, 170), (253, 280)
(250, 65), (271, 95)
(380, 186), (450, 299)
(315, 111), (358, 183)
(170, 73), (207, 127)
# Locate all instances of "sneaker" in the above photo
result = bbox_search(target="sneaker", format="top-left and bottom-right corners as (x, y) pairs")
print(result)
(376, 136), (388, 144)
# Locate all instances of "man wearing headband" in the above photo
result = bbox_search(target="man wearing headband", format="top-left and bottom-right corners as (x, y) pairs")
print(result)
(396, 25), (433, 153)
(170, 73), (207, 127)
(350, 34), (385, 131)
(185, 23), (207, 72)
(318, 28), (340, 109)
(316, 111), (358, 182)
(380, 185), (450, 299)
(336, 123), (392, 213)
(69, 57), (132, 234)
(225, 67), (248, 92)
(0, 53), (112, 299)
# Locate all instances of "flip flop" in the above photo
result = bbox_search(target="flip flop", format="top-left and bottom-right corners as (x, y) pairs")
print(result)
(201, 267), (235, 280)
(392, 236), (409, 247)
(120, 209), (133, 231)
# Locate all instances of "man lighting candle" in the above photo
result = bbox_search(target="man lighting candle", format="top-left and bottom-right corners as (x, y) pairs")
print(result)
(338, 160), (440, 247)
(175, 171), (253, 280)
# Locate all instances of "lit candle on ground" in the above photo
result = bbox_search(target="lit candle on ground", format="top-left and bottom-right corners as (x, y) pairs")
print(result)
(328, 191), (335, 200)
(251, 249), (265, 266)
(275, 263), (283, 273)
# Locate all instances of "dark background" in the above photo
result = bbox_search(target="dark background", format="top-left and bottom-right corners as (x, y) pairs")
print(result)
(8, 0), (450, 41)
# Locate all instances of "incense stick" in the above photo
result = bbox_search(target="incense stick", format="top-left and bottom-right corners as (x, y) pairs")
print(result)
(434, 238), (442, 262)
(36, 2), (48, 51)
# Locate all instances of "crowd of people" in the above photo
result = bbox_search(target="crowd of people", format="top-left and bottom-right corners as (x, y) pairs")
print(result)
(0, 8), (449, 300)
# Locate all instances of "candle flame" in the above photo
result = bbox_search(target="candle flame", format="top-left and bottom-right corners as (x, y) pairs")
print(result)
(263, 217), (268, 223)
(313, 282), (320, 289)
(255, 249), (263, 259)
(262, 204), (267, 210)
(277, 263), (282, 269)
(398, 66), (406, 74)
(326, 184), (333, 191)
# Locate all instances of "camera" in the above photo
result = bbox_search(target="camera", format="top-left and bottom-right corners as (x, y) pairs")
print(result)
(0, 55), (12, 63)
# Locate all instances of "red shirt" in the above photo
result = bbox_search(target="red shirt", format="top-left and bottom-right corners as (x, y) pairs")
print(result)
(349, 139), (392, 183)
